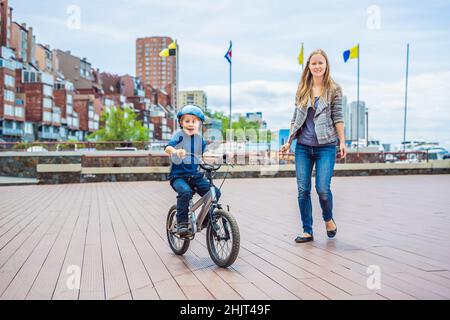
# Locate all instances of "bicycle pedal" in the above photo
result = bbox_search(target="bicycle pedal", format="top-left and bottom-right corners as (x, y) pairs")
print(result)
(180, 233), (194, 240)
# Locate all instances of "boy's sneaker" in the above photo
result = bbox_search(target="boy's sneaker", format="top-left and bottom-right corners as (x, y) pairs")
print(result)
(177, 222), (189, 237)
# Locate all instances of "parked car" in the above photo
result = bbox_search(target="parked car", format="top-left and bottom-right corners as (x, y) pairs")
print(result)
(115, 147), (138, 151)
(26, 146), (48, 152)
(384, 154), (398, 163)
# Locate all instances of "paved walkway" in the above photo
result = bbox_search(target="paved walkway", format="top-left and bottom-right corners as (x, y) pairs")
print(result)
(0, 175), (449, 300)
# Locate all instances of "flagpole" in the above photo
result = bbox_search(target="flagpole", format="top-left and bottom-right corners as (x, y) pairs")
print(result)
(301, 42), (304, 72)
(176, 39), (179, 131)
(403, 43), (410, 152)
(356, 43), (360, 153)
(229, 41), (232, 145)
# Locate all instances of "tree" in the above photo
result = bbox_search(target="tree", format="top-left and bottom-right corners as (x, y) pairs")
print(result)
(88, 106), (149, 142)
(205, 110), (271, 141)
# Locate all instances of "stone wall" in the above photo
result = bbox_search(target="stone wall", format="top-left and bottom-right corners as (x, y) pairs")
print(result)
(1, 151), (449, 185)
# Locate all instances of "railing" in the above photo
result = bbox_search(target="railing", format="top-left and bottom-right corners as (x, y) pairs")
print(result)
(279, 150), (432, 164)
(0, 141), (439, 163)
(0, 141), (155, 152)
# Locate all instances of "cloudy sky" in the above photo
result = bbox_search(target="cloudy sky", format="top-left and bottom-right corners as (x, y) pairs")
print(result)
(12, 0), (450, 148)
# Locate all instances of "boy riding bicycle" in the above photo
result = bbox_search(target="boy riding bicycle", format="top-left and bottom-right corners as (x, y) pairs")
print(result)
(165, 105), (221, 237)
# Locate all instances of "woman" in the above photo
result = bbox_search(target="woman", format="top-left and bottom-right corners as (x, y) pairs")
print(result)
(281, 49), (347, 243)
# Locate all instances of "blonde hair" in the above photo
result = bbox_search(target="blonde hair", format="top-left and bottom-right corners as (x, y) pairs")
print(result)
(295, 49), (337, 108)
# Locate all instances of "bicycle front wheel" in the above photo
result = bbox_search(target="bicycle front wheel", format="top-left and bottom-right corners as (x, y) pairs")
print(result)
(206, 209), (240, 268)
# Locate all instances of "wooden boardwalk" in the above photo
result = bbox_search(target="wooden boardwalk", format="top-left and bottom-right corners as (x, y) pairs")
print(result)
(0, 175), (449, 300)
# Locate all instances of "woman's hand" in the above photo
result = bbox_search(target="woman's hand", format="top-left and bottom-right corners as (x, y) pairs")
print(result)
(280, 143), (291, 154)
(338, 142), (347, 159)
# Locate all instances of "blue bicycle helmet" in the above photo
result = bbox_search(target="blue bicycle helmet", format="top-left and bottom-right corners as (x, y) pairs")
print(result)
(177, 105), (206, 123)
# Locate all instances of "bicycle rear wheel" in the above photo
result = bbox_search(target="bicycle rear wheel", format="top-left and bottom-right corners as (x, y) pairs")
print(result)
(206, 209), (240, 268)
(166, 205), (190, 255)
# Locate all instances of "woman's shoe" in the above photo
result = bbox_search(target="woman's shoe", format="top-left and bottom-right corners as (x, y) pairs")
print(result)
(295, 235), (314, 243)
(326, 218), (337, 238)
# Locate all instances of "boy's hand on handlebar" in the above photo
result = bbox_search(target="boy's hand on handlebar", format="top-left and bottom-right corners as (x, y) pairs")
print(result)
(176, 149), (187, 159)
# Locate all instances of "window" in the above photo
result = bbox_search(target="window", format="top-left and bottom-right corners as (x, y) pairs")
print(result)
(43, 85), (53, 97)
(43, 111), (52, 121)
(4, 74), (14, 87)
(15, 107), (24, 117)
(25, 123), (33, 134)
(4, 89), (14, 102)
(4, 104), (14, 116)
(52, 113), (60, 123)
(43, 98), (52, 108)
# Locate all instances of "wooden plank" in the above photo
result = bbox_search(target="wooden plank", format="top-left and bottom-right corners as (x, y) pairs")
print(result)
(0, 186), (69, 298)
(52, 185), (93, 300)
(96, 184), (132, 300)
(103, 183), (159, 300)
(78, 184), (105, 300)
(26, 185), (86, 300)
(2, 185), (80, 299)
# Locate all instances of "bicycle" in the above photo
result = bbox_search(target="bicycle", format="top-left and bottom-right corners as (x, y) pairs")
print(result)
(166, 152), (240, 268)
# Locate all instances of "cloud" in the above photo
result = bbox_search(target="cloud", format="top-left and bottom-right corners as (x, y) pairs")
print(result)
(192, 70), (450, 147)
(11, 0), (450, 148)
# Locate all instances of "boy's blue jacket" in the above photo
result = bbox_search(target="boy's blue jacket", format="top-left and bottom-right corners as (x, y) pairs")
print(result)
(166, 130), (206, 180)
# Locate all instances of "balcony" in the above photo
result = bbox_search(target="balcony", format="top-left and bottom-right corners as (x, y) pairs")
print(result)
(67, 134), (78, 141)
(0, 58), (23, 71)
(2, 127), (24, 136)
(39, 131), (60, 140)
(22, 70), (54, 86)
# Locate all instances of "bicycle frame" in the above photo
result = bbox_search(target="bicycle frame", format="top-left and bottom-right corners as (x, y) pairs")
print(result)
(188, 183), (217, 234)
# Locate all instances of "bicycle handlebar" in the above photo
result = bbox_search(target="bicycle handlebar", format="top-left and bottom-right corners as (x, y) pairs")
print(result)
(174, 152), (231, 172)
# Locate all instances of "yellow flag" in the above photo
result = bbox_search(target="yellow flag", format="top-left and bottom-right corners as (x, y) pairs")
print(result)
(159, 49), (169, 57)
(343, 45), (359, 62)
(168, 42), (177, 50)
(298, 44), (304, 66)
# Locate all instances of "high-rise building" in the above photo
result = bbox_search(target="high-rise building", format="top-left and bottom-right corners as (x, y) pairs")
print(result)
(135, 36), (176, 105)
(178, 90), (207, 109)
(349, 100), (366, 141)
(342, 95), (351, 139)
(245, 112), (268, 129)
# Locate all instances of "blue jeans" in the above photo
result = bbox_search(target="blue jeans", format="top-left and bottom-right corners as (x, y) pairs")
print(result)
(295, 143), (336, 235)
(170, 175), (221, 224)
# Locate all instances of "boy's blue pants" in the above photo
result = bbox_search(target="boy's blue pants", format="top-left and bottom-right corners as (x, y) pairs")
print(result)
(170, 175), (221, 224)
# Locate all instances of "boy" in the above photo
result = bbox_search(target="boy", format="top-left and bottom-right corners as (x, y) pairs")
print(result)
(165, 105), (222, 236)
